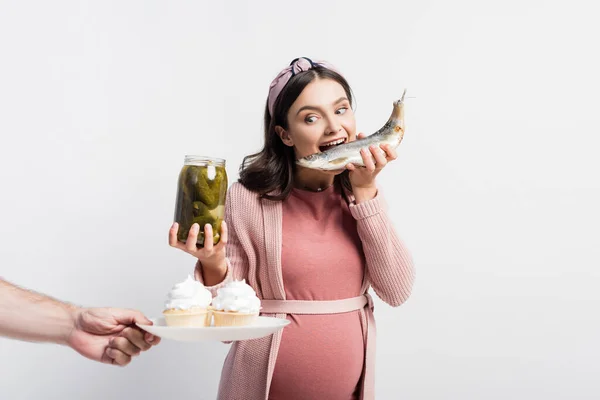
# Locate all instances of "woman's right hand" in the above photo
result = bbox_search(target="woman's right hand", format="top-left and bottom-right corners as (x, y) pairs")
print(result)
(168, 221), (228, 285)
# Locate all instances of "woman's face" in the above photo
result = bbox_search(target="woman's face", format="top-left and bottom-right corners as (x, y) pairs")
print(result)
(279, 78), (356, 161)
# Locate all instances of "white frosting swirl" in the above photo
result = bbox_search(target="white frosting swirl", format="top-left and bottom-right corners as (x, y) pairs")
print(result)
(164, 275), (212, 310)
(212, 279), (261, 313)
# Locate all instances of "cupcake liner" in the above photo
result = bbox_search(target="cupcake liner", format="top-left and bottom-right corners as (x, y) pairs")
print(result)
(163, 308), (210, 327)
(212, 310), (259, 327)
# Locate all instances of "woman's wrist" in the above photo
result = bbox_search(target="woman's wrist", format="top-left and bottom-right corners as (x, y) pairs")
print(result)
(353, 185), (377, 204)
(199, 259), (228, 286)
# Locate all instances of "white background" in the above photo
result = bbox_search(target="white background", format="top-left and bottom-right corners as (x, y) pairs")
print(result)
(1, 0), (599, 399)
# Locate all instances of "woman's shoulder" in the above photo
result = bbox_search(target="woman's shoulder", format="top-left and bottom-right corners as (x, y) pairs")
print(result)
(227, 181), (260, 201)
(226, 181), (264, 212)
(225, 182), (268, 232)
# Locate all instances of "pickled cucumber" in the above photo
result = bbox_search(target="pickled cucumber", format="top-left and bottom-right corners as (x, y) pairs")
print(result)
(194, 167), (227, 209)
(174, 163), (227, 248)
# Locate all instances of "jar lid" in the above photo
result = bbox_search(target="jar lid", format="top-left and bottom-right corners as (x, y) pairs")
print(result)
(184, 155), (226, 166)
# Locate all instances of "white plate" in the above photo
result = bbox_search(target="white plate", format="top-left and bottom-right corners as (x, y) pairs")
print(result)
(136, 316), (290, 342)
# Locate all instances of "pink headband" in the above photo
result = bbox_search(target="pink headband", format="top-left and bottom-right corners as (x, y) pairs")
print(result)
(267, 57), (341, 117)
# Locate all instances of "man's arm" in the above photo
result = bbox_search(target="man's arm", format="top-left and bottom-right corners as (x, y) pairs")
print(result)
(0, 278), (161, 366)
(0, 278), (77, 343)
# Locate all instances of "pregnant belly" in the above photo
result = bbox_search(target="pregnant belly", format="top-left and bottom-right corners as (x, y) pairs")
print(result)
(268, 311), (365, 400)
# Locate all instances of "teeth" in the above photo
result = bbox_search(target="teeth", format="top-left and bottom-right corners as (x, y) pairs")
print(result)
(322, 138), (345, 147)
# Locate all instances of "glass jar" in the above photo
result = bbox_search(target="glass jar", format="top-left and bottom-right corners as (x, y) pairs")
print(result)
(173, 156), (227, 247)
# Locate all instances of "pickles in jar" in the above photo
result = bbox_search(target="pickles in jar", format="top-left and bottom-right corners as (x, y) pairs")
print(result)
(173, 156), (227, 247)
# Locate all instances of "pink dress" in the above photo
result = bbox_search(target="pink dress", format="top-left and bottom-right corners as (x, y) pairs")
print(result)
(194, 181), (416, 400)
(268, 186), (366, 400)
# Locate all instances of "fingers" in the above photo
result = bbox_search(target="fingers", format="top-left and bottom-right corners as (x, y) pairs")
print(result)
(356, 132), (366, 140)
(219, 221), (228, 247)
(370, 145), (388, 169)
(103, 326), (161, 367)
(145, 332), (161, 345)
(381, 144), (398, 161)
(169, 222), (189, 252)
(349, 144), (394, 175)
(185, 223), (200, 252)
(111, 308), (152, 326)
(108, 308), (160, 346)
(120, 326), (153, 352)
(360, 148), (376, 172)
(168, 222), (179, 247)
(203, 224), (214, 251)
(110, 335), (142, 357)
(104, 346), (132, 367)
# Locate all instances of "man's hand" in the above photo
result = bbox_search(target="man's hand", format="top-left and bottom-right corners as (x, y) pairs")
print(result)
(67, 307), (161, 366)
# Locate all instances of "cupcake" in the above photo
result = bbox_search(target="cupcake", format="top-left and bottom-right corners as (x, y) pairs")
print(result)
(162, 275), (213, 327)
(211, 279), (261, 327)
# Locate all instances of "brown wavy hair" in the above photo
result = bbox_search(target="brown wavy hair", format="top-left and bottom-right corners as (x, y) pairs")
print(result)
(238, 66), (355, 201)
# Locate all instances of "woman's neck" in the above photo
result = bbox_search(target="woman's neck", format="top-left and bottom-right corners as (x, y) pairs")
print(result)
(294, 167), (335, 192)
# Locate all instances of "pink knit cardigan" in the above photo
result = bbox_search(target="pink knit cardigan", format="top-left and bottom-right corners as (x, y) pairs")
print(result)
(194, 182), (415, 400)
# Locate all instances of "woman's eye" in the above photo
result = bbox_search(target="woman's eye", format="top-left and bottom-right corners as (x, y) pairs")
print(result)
(336, 107), (348, 115)
(305, 115), (317, 123)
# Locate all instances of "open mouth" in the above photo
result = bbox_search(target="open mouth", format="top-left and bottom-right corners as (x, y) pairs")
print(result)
(319, 137), (347, 152)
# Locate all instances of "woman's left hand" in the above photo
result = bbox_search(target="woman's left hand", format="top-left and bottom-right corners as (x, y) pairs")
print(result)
(346, 132), (397, 202)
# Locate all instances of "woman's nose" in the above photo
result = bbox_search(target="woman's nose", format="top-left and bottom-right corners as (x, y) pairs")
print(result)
(325, 118), (342, 135)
